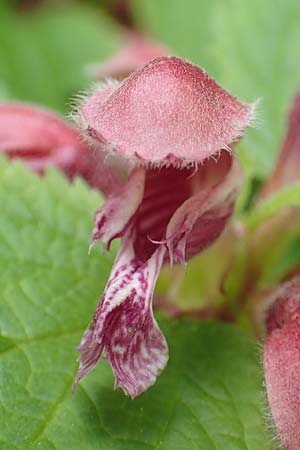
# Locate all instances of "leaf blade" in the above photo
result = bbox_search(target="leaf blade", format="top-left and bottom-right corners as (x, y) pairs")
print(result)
(0, 159), (273, 450)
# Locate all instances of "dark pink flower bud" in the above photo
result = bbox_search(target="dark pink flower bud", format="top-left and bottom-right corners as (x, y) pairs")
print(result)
(88, 32), (169, 80)
(260, 92), (300, 199)
(264, 278), (300, 450)
(0, 103), (119, 195)
(107, 0), (132, 27)
(73, 57), (255, 398)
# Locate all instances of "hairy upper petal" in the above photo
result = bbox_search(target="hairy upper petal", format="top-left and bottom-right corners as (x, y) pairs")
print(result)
(80, 56), (256, 166)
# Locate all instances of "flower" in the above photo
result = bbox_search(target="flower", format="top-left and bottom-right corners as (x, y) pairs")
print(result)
(73, 56), (255, 398)
(259, 92), (300, 199)
(264, 278), (300, 450)
(0, 102), (119, 195)
(88, 31), (168, 80)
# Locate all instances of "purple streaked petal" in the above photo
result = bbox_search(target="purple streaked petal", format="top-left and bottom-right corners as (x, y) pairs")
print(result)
(73, 231), (168, 398)
(76, 153), (243, 398)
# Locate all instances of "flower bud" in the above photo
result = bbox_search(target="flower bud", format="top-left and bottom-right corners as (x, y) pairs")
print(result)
(0, 103), (119, 195)
(264, 278), (300, 450)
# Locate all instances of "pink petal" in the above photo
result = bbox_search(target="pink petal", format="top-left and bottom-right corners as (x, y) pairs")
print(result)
(79, 56), (255, 166)
(91, 151), (242, 264)
(166, 153), (243, 264)
(74, 153), (241, 397)
(264, 278), (300, 450)
(73, 230), (168, 399)
(0, 102), (120, 195)
(88, 32), (169, 80)
(91, 168), (145, 251)
(260, 92), (300, 199)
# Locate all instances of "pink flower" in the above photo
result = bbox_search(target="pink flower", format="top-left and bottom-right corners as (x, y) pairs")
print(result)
(260, 92), (300, 199)
(0, 103), (119, 195)
(264, 278), (300, 450)
(73, 56), (255, 398)
(88, 32), (168, 80)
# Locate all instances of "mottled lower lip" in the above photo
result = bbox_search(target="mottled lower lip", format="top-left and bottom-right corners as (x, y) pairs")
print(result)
(73, 150), (243, 397)
(73, 232), (168, 399)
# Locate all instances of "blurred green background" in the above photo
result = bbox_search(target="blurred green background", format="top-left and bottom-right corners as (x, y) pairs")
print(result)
(0, 5), (298, 448)
(1, 0), (300, 179)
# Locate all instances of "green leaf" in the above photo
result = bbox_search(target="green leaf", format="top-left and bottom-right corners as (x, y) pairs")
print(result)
(243, 182), (300, 230)
(212, 0), (300, 176)
(0, 3), (121, 112)
(133, 0), (300, 177)
(0, 159), (273, 449)
(260, 235), (300, 288)
(133, 0), (220, 77)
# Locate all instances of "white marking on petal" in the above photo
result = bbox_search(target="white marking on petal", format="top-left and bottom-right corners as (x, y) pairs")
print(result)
(73, 230), (168, 399)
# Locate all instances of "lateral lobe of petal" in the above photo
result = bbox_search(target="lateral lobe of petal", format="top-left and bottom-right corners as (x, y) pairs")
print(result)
(90, 168), (145, 251)
(166, 154), (243, 264)
(90, 150), (243, 262)
(74, 231), (168, 399)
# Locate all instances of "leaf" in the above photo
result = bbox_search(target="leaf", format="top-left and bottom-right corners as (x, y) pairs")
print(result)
(0, 3), (121, 112)
(243, 182), (300, 231)
(212, 0), (300, 177)
(0, 159), (273, 450)
(133, 0), (300, 177)
(132, 0), (220, 77)
(260, 235), (300, 288)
